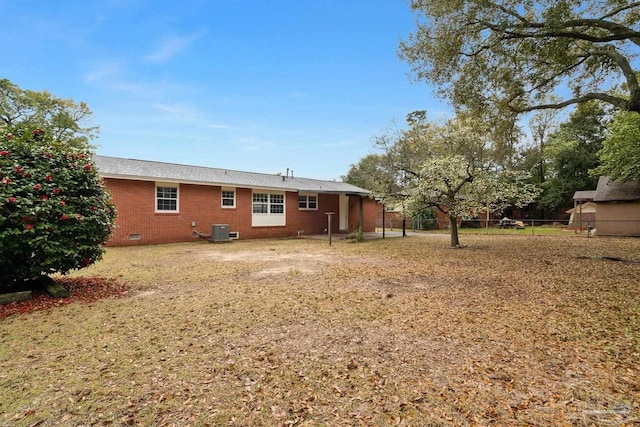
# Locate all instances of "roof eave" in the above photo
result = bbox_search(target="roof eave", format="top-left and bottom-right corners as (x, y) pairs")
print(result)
(99, 173), (369, 195)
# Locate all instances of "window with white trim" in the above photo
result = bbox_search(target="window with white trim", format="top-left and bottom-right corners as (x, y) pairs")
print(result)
(298, 193), (318, 210)
(252, 191), (286, 226)
(270, 193), (284, 213)
(253, 193), (269, 213)
(221, 188), (236, 208)
(156, 184), (178, 212)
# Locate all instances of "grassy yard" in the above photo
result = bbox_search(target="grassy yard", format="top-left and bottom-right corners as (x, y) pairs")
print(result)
(1, 234), (638, 426)
(401, 225), (575, 236)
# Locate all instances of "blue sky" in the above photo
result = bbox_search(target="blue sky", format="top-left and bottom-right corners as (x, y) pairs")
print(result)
(1, 0), (449, 180)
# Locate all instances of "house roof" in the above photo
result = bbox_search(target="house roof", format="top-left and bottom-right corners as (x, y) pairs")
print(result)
(93, 155), (370, 196)
(594, 176), (640, 202)
(566, 201), (597, 214)
(572, 190), (596, 201)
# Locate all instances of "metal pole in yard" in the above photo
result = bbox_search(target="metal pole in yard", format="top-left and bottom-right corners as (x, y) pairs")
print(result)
(486, 202), (490, 235)
(325, 212), (334, 246)
(382, 203), (386, 239)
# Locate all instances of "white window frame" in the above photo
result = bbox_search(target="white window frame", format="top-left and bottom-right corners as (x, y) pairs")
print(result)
(252, 191), (286, 226)
(298, 193), (318, 210)
(252, 192), (269, 214)
(155, 183), (179, 213)
(221, 188), (236, 209)
(269, 193), (284, 214)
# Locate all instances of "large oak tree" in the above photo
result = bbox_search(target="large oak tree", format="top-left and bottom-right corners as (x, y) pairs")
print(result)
(400, 0), (640, 118)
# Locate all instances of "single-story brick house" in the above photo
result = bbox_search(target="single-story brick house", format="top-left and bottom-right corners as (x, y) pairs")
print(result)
(93, 155), (375, 246)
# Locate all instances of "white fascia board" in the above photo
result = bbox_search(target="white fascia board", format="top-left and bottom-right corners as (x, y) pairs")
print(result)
(98, 173), (300, 193)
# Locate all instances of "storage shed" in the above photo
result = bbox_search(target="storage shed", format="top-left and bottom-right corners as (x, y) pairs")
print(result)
(593, 176), (640, 237)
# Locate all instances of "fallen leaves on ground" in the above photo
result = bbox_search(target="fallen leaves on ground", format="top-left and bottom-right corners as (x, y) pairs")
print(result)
(0, 277), (128, 320)
(0, 235), (638, 426)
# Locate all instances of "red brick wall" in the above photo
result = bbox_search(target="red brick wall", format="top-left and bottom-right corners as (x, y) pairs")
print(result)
(348, 196), (375, 232)
(103, 178), (374, 245)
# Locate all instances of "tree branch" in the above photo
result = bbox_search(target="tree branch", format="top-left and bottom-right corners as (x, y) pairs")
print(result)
(591, 45), (640, 103)
(512, 92), (638, 113)
(501, 28), (640, 45)
(599, 2), (640, 21)
(525, 56), (590, 95)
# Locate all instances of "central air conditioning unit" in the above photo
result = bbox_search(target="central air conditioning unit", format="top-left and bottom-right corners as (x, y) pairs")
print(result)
(211, 224), (230, 243)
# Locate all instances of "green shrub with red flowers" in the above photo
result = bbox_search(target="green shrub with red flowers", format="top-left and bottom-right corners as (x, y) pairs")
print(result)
(0, 126), (116, 290)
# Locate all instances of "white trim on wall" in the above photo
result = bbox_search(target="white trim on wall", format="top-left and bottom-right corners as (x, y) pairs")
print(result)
(155, 182), (179, 213)
(252, 191), (286, 226)
(221, 187), (236, 208)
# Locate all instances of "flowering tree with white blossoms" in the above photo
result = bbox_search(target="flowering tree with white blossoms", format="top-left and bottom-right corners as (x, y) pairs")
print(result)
(373, 113), (539, 247)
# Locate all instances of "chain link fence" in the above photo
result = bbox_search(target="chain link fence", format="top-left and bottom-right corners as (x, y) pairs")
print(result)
(376, 217), (640, 237)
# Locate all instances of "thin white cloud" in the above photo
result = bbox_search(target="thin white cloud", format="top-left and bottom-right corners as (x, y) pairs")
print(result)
(208, 123), (233, 130)
(153, 103), (199, 122)
(83, 61), (149, 95)
(152, 104), (233, 132)
(144, 30), (206, 63)
(84, 62), (189, 98)
(83, 62), (123, 83)
(237, 136), (275, 152)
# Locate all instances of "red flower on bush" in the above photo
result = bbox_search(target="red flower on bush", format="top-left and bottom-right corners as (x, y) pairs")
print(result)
(1, 123), (116, 288)
(6, 133), (13, 140)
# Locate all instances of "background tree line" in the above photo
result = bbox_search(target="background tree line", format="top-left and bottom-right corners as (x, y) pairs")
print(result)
(344, 0), (640, 247)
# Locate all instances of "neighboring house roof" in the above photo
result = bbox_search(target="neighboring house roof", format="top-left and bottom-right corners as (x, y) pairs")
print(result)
(566, 201), (597, 214)
(572, 190), (596, 201)
(93, 155), (370, 196)
(593, 176), (640, 202)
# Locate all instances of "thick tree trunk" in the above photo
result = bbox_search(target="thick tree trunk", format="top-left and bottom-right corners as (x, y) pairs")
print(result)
(0, 290), (32, 305)
(449, 214), (460, 248)
(37, 276), (70, 298)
